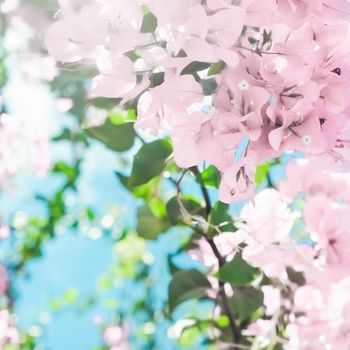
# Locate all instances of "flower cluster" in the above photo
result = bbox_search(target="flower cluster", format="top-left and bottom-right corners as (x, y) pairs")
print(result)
(46, 0), (350, 203)
(0, 112), (50, 191)
(205, 159), (350, 349)
(188, 158), (350, 348)
(103, 324), (130, 350)
(0, 266), (19, 348)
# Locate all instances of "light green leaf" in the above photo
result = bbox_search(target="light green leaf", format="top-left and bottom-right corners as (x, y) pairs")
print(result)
(208, 61), (225, 76)
(201, 166), (220, 188)
(141, 12), (157, 33)
(137, 205), (170, 240)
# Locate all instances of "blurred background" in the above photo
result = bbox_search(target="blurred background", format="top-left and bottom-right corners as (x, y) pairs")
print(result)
(0, 1), (215, 349)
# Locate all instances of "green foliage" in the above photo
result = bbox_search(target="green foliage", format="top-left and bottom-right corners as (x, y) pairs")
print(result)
(217, 253), (260, 286)
(208, 202), (235, 238)
(200, 166), (220, 188)
(137, 204), (170, 239)
(50, 288), (79, 312)
(141, 11), (158, 33)
(86, 117), (136, 152)
(207, 61), (225, 76)
(129, 139), (173, 187)
(115, 234), (147, 277)
(166, 196), (206, 225)
(201, 79), (217, 96)
(116, 172), (160, 200)
(150, 71), (165, 88)
(181, 62), (211, 76)
(286, 266), (306, 286)
(255, 159), (279, 185)
(168, 270), (211, 313)
(230, 287), (263, 322)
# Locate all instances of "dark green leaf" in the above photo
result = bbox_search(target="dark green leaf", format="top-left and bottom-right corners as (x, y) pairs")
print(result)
(217, 253), (260, 286)
(166, 196), (206, 225)
(86, 118), (136, 152)
(201, 79), (217, 95)
(181, 61), (211, 75)
(128, 139), (172, 187)
(89, 97), (119, 110)
(208, 202), (235, 238)
(286, 266), (306, 286)
(150, 72), (165, 88)
(169, 270), (210, 313)
(230, 287), (263, 322)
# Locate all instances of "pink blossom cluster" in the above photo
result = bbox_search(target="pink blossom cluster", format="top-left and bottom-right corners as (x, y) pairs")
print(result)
(222, 159), (350, 349)
(0, 309), (20, 348)
(0, 266), (19, 349)
(103, 324), (130, 350)
(46, 0), (350, 203)
(0, 113), (50, 191)
(188, 159), (350, 348)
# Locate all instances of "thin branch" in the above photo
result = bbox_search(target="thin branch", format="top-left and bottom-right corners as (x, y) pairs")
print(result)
(193, 167), (241, 346)
(190, 166), (212, 216)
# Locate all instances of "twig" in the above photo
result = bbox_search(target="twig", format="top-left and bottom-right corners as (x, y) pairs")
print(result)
(193, 168), (241, 346)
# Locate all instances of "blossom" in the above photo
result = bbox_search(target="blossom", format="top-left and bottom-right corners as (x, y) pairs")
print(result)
(219, 158), (255, 204)
(0, 113), (50, 190)
(45, 0), (350, 204)
(103, 324), (130, 350)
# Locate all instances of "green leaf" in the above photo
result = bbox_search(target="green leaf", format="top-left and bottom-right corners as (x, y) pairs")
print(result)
(217, 253), (260, 286)
(181, 61), (211, 75)
(200, 166), (220, 188)
(216, 315), (230, 328)
(150, 72), (165, 88)
(141, 12), (157, 33)
(128, 139), (172, 187)
(166, 196), (206, 225)
(208, 202), (235, 238)
(89, 97), (118, 110)
(86, 118), (136, 152)
(286, 266), (306, 286)
(168, 270), (210, 313)
(137, 204), (170, 240)
(255, 161), (272, 185)
(201, 78), (217, 95)
(115, 171), (159, 199)
(230, 287), (263, 322)
(208, 61), (225, 76)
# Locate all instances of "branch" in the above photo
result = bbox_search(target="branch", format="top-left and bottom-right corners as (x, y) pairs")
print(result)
(193, 167), (241, 346)
(190, 166), (212, 216)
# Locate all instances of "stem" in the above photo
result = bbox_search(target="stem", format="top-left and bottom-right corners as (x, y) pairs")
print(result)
(190, 166), (212, 216)
(194, 167), (241, 346)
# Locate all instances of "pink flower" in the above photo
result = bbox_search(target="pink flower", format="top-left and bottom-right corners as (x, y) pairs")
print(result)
(219, 158), (255, 204)
(91, 54), (137, 99)
(103, 324), (129, 350)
